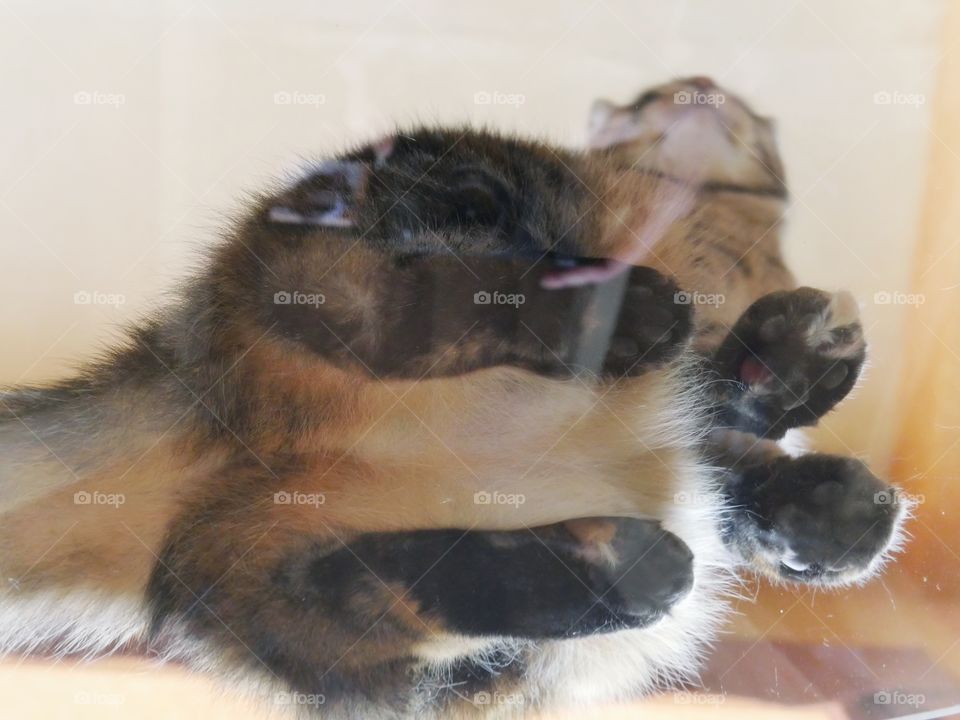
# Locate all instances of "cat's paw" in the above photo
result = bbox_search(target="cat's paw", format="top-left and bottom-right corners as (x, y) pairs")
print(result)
(713, 287), (865, 439)
(564, 516), (694, 627)
(601, 266), (694, 378)
(726, 454), (908, 586)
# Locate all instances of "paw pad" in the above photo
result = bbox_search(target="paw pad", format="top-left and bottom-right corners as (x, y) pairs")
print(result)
(714, 287), (867, 438)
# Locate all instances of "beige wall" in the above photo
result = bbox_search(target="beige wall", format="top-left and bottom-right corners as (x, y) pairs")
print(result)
(0, 0), (947, 474)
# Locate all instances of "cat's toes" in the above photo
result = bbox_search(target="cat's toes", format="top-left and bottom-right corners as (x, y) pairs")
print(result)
(601, 267), (693, 378)
(566, 517), (694, 627)
(714, 287), (865, 439)
(727, 455), (909, 587)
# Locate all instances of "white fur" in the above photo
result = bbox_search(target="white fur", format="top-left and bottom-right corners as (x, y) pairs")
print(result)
(0, 589), (147, 659)
(527, 462), (736, 708)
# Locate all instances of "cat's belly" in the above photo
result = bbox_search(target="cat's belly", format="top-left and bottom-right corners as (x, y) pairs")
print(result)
(320, 362), (711, 532)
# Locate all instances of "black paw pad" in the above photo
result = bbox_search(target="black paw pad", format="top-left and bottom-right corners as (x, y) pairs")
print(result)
(581, 517), (694, 625)
(730, 455), (905, 586)
(714, 287), (866, 438)
(601, 267), (694, 378)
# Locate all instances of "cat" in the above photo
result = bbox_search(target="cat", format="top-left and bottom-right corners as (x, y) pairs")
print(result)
(587, 76), (890, 537)
(589, 75), (794, 354)
(0, 111), (906, 718)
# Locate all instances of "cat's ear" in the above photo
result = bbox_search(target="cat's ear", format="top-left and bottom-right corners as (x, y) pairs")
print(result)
(265, 136), (396, 228)
(588, 99), (644, 150)
(758, 115), (778, 143)
(266, 160), (367, 227)
(589, 98), (617, 133)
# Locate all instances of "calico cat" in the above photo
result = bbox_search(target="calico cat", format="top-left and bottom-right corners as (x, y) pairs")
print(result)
(0, 110), (905, 717)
